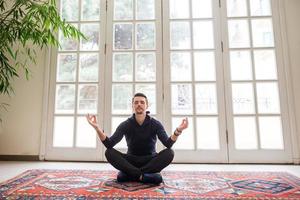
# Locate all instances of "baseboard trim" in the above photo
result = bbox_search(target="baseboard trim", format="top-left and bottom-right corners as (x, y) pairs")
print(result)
(293, 158), (300, 164)
(0, 155), (40, 161)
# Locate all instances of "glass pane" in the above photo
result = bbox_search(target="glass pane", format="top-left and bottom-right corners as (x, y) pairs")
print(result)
(53, 116), (74, 147)
(251, 19), (274, 47)
(170, 0), (189, 19)
(136, 23), (155, 50)
(82, 0), (100, 21)
(193, 21), (214, 49)
(114, 0), (133, 20)
(136, 53), (156, 81)
(79, 53), (99, 82)
(112, 84), (132, 114)
(59, 24), (78, 51)
(226, 0), (247, 17)
(136, 0), (155, 20)
(232, 83), (255, 114)
(197, 117), (220, 149)
(112, 117), (127, 149)
(228, 20), (250, 48)
(256, 82), (280, 114)
(57, 54), (77, 82)
(192, 0), (212, 18)
(259, 117), (284, 149)
(114, 23), (133, 50)
(113, 53), (133, 82)
(254, 50), (277, 80)
(171, 52), (191, 81)
(195, 84), (218, 114)
(61, 0), (78, 21)
(234, 117), (258, 149)
(194, 51), (216, 81)
(230, 50), (253, 80)
(136, 84), (156, 114)
(250, 0), (271, 16)
(76, 117), (97, 148)
(78, 84), (98, 114)
(170, 22), (191, 49)
(55, 84), (75, 114)
(172, 117), (194, 150)
(172, 84), (193, 115)
(80, 24), (100, 51)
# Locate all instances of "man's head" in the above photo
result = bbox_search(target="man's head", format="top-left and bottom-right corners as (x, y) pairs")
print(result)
(132, 93), (148, 115)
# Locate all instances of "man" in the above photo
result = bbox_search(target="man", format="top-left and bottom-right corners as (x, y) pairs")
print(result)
(86, 93), (188, 184)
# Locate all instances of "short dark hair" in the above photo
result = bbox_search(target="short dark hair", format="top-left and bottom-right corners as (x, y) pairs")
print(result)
(132, 92), (148, 104)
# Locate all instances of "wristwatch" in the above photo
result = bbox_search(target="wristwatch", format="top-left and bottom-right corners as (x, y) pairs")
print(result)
(174, 128), (182, 136)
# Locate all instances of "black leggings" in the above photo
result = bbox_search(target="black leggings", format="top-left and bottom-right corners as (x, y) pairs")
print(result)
(105, 148), (174, 179)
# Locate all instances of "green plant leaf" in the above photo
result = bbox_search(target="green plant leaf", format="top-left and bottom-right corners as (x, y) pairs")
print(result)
(0, 0), (86, 120)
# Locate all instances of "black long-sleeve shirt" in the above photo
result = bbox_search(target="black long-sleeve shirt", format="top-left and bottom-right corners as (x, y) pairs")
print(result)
(102, 114), (175, 156)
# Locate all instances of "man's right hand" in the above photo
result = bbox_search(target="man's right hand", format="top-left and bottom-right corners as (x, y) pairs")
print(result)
(86, 114), (107, 141)
(86, 114), (100, 130)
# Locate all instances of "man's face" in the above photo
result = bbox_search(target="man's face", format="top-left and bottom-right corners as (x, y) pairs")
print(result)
(132, 96), (148, 115)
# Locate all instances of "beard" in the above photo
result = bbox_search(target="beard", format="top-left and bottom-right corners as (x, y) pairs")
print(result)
(135, 107), (144, 115)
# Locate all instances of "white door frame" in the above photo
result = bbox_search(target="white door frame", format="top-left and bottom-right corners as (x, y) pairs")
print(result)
(40, 0), (298, 164)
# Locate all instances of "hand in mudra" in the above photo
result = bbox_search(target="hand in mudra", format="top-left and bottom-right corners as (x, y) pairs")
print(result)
(86, 114), (100, 130)
(177, 117), (189, 132)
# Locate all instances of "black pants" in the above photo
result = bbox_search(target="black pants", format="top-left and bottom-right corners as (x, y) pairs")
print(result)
(105, 148), (174, 179)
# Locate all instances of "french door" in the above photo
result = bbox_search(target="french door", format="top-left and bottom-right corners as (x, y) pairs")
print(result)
(222, 0), (292, 162)
(44, 0), (293, 163)
(161, 0), (228, 162)
(44, 0), (106, 161)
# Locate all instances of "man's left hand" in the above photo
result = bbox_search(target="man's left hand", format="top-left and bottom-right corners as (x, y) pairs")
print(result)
(177, 117), (189, 132)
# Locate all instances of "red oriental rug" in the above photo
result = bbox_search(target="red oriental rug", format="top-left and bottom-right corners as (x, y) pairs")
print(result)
(0, 169), (300, 199)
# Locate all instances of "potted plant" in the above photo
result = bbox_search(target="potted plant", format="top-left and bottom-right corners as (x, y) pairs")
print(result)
(0, 0), (85, 121)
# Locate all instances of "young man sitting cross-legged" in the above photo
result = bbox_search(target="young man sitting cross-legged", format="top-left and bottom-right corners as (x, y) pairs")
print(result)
(86, 93), (188, 184)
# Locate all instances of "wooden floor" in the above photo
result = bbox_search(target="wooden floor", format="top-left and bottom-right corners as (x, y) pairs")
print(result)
(0, 161), (300, 183)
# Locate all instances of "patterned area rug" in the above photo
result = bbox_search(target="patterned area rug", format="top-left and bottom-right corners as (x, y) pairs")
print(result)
(1, 169), (300, 199)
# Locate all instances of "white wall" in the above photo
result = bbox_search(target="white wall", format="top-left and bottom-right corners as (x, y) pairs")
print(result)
(284, 0), (300, 161)
(0, 1), (300, 159)
(0, 48), (46, 155)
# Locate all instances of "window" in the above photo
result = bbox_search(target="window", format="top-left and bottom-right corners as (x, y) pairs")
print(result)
(45, 0), (293, 163)
(110, 0), (159, 148)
